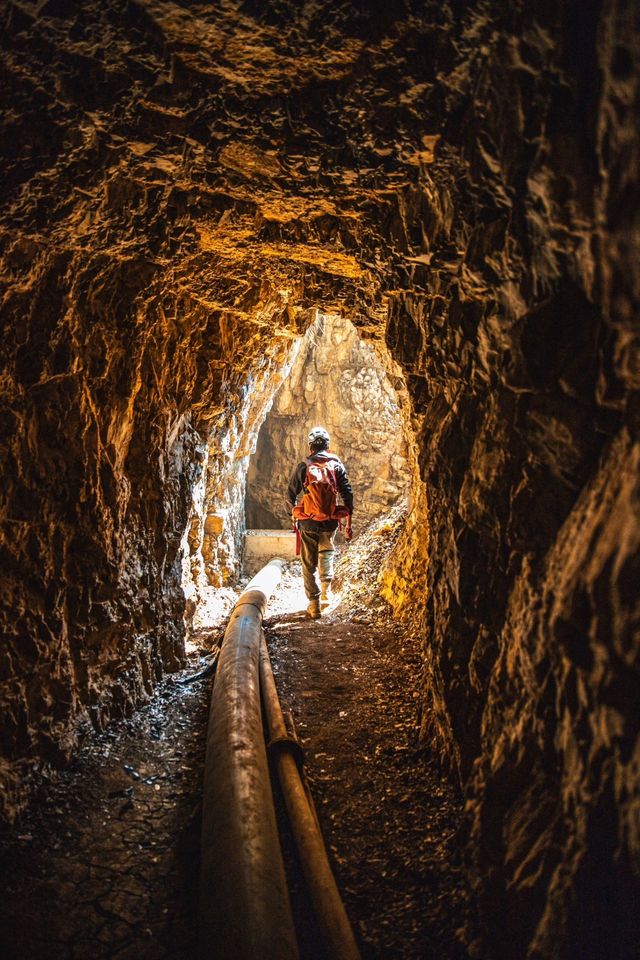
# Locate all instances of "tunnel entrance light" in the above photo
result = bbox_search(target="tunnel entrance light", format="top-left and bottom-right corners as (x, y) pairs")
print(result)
(245, 313), (410, 539)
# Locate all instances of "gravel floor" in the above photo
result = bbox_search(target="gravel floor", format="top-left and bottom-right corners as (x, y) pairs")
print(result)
(0, 659), (212, 960)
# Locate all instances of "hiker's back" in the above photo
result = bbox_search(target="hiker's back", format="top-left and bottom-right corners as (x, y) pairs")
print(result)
(299, 456), (340, 521)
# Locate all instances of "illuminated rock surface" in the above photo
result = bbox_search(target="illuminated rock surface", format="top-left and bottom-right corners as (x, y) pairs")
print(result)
(0, 1), (638, 957)
(246, 312), (411, 530)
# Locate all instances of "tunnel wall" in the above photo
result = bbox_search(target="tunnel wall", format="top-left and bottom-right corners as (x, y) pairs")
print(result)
(381, 4), (640, 957)
(0, 1), (638, 957)
(0, 237), (305, 814)
(182, 327), (306, 599)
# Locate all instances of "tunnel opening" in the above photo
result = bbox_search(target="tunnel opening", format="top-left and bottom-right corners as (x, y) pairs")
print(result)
(245, 312), (411, 532)
(243, 311), (413, 578)
(179, 309), (424, 632)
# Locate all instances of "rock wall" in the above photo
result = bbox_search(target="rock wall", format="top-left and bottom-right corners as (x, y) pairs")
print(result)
(182, 329), (302, 595)
(379, 6), (640, 958)
(0, 1), (638, 956)
(246, 313), (411, 531)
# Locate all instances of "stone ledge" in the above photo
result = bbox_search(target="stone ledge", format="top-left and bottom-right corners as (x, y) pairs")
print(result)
(243, 529), (297, 575)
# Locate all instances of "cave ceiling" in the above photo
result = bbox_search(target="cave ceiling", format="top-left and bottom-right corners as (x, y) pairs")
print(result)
(2, 0), (451, 367)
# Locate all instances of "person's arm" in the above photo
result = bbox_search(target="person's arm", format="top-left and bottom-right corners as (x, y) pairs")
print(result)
(286, 462), (305, 514)
(336, 463), (353, 514)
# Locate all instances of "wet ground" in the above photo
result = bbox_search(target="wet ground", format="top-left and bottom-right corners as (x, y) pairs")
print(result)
(1, 528), (476, 960)
(0, 662), (212, 960)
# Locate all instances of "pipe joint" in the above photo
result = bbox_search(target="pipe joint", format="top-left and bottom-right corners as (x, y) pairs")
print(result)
(268, 734), (305, 773)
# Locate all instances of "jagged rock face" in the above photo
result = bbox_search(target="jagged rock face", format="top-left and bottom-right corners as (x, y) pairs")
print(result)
(246, 313), (410, 531)
(181, 331), (302, 594)
(0, 1), (638, 957)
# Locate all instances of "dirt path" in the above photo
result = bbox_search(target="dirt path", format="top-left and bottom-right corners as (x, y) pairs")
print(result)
(265, 571), (474, 960)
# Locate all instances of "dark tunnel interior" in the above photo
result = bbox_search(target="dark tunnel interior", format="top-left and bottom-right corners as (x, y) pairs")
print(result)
(0, 1), (638, 958)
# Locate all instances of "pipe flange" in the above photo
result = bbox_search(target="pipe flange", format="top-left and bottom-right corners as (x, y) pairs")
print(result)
(268, 735), (305, 773)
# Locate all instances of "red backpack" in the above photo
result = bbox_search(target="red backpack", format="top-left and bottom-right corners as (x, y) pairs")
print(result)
(293, 457), (350, 523)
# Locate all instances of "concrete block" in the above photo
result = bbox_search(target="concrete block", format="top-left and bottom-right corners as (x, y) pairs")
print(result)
(244, 530), (297, 575)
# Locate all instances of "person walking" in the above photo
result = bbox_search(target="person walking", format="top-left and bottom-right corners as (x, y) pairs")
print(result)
(286, 427), (353, 619)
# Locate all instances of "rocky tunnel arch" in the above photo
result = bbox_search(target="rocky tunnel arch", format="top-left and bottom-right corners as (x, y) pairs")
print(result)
(0, 1), (638, 958)
(178, 305), (427, 632)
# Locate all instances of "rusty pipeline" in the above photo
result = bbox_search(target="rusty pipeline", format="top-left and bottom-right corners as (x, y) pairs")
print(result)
(259, 634), (362, 960)
(200, 558), (299, 960)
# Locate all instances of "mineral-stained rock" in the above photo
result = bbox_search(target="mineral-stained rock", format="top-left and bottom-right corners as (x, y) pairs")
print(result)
(0, 0), (638, 957)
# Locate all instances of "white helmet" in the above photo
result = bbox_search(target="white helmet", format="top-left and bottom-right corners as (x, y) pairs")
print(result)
(308, 426), (330, 448)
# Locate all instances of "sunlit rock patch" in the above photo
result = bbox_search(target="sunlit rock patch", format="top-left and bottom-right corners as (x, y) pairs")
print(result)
(246, 312), (411, 531)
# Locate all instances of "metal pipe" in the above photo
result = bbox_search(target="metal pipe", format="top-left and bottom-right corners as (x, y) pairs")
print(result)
(200, 558), (299, 960)
(259, 634), (362, 960)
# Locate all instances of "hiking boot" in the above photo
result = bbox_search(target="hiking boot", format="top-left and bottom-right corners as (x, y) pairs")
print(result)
(320, 583), (332, 607)
(306, 598), (321, 619)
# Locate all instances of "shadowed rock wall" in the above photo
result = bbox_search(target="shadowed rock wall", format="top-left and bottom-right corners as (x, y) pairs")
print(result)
(380, 6), (640, 958)
(0, 0), (638, 956)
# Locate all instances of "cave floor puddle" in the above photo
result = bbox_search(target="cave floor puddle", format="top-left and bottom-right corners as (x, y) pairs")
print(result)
(0, 558), (476, 960)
